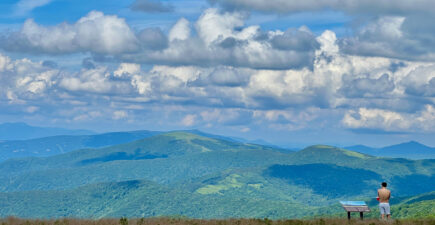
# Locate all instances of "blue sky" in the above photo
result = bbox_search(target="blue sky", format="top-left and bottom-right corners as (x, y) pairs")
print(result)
(1, 0), (435, 147)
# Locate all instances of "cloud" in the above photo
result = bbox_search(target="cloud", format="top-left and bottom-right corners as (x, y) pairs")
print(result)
(2, 8), (435, 136)
(270, 27), (319, 51)
(339, 73), (395, 98)
(15, 0), (53, 16)
(58, 66), (133, 95)
(1, 8), (319, 70)
(113, 110), (128, 120)
(130, 0), (174, 13)
(1, 11), (138, 54)
(181, 114), (196, 126)
(207, 1), (435, 62)
(25, 106), (39, 113)
(189, 67), (251, 87)
(208, 0), (435, 15)
(343, 108), (409, 131)
(342, 105), (435, 132)
(138, 27), (168, 50)
(197, 108), (254, 126)
(402, 65), (435, 97)
(0, 53), (58, 103)
(121, 8), (319, 70)
(168, 18), (191, 42)
(340, 16), (435, 61)
(114, 63), (141, 77)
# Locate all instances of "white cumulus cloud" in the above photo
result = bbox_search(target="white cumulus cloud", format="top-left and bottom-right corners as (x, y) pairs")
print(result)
(3, 11), (138, 54)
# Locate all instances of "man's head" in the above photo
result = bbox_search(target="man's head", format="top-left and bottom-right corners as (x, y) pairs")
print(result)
(382, 182), (387, 187)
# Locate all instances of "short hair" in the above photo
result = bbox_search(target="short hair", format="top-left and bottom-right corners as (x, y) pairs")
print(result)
(382, 182), (387, 187)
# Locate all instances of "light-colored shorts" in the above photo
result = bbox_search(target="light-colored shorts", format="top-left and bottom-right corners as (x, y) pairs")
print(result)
(379, 203), (390, 215)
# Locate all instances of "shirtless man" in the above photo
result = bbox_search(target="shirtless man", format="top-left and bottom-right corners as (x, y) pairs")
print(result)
(378, 182), (391, 219)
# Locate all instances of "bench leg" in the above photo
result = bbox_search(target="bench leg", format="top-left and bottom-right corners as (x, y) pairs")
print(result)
(348, 212), (351, 220)
(360, 212), (363, 220)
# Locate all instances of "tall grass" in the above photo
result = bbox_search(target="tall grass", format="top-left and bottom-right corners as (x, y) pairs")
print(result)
(1, 217), (434, 225)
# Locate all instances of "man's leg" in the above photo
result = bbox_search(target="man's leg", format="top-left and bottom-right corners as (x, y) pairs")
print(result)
(385, 204), (391, 219)
(380, 204), (385, 219)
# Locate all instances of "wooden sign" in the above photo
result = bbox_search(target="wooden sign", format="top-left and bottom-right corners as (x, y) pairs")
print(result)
(339, 201), (371, 220)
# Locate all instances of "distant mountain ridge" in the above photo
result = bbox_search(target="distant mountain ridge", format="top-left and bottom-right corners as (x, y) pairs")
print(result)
(0, 122), (94, 141)
(0, 130), (162, 162)
(345, 141), (435, 159)
(0, 128), (293, 162)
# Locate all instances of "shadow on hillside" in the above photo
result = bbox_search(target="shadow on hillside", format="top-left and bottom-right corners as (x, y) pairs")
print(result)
(265, 164), (381, 197)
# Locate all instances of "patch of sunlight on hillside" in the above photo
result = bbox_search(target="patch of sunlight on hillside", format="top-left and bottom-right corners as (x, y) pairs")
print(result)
(311, 145), (335, 149)
(164, 132), (215, 152)
(196, 174), (244, 195)
(340, 149), (370, 159)
(247, 183), (263, 189)
(311, 145), (370, 159)
(164, 132), (214, 141)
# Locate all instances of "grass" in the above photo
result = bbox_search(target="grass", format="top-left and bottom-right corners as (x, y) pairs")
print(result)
(339, 149), (370, 159)
(1, 217), (434, 225)
(196, 174), (244, 195)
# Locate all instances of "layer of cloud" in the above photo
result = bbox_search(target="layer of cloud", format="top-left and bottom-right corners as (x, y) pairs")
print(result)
(127, 9), (319, 70)
(130, 0), (174, 13)
(207, 1), (435, 61)
(1, 11), (138, 54)
(208, 0), (435, 15)
(1, 8), (435, 135)
(6, 8), (434, 71)
(1, 9), (320, 70)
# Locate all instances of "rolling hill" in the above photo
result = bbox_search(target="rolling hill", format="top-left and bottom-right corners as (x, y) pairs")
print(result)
(0, 132), (434, 219)
(0, 132), (291, 191)
(0, 178), (312, 219)
(0, 173), (433, 219)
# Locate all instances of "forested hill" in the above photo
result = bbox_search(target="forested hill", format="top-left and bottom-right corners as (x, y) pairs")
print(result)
(0, 132), (433, 218)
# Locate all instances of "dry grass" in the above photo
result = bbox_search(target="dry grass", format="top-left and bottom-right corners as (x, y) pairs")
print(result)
(1, 217), (434, 225)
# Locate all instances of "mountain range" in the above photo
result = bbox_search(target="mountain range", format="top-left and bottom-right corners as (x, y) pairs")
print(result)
(0, 131), (434, 219)
(0, 122), (94, 141)
(345, 141), (435, 159)
(0, 130), (161, 162)
(0, 122), (434, 163)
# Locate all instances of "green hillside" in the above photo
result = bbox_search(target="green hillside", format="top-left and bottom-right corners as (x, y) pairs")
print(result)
(0, 132), (434, 219)
(0, 176), (433, 219)
(0, 132), (291, 191)
(0, 178), (311, 219)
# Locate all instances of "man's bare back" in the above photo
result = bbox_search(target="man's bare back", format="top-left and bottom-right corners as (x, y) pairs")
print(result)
(378, 188), (391, 203)
(378, 182), (391, 219)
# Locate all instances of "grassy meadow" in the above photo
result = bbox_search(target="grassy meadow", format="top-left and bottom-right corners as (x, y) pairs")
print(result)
(1, 217), (434, 225)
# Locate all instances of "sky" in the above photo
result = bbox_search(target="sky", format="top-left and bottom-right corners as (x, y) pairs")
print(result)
(1, 0), (435, 147)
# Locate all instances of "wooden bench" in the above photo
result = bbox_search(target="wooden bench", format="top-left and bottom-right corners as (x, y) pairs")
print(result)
(339, 201), (371, 220)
